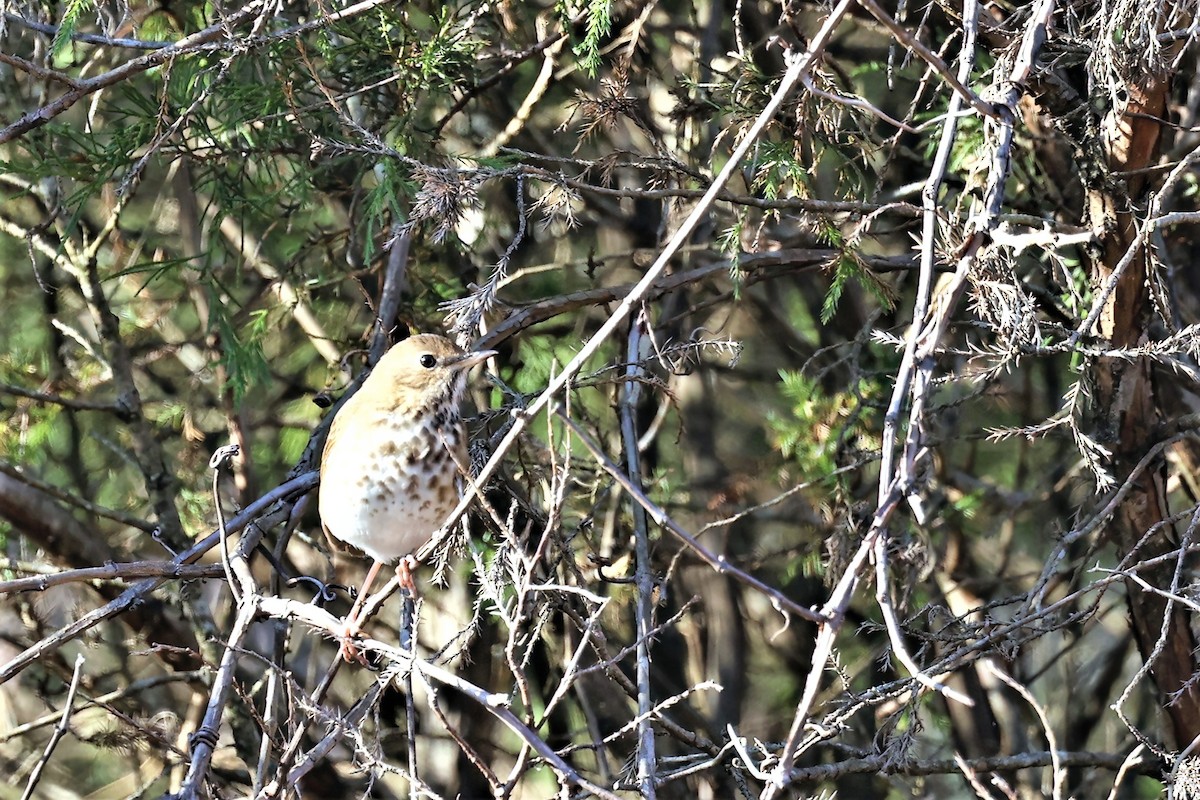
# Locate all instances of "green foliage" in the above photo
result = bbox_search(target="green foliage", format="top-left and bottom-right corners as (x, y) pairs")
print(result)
(716, 218), (746, 297)
(568, 0), (614, 76)
(768, 371), (883, 484)
(821, 258), (854, 324)
(415, 6), (486, 85)
(752, 139), (812, 201)
(17, 118), (155, 212)
(1, 404), (61, 466)
(278, 425), (311, 466)
(209, 302), (271, 403)
(920, 105), (986, 177)
(770, 370), (863, 478)
(138, 10), (182, 41)
(779, 546), (826, 585)
(0, 338), (59, 466)
(176, 484), (212, 533)
(111, 256), (196, 293)
(511, 335), (586, 396)
(820, 253), (895, 324)
(950, 488), (983, 520)
(50, 0), (94, 60)
(361, 160), (412, 263)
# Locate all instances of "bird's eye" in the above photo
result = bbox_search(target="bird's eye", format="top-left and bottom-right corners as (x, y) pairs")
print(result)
(419, 354), (437, 369)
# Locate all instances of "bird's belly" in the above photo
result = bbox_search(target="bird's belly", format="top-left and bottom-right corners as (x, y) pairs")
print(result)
(333, 474), (456, 562)
(320, 420), (461, 563)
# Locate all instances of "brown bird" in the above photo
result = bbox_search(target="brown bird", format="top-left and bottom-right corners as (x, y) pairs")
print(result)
(319, 333), (495, 661)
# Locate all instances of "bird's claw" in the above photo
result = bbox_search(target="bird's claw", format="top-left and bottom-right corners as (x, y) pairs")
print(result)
(337, 618), (371, 666)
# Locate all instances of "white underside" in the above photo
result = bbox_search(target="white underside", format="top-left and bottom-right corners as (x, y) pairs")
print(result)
(320, 412), (461, 563)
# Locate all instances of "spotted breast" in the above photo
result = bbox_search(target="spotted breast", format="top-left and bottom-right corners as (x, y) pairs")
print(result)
(323, 402), (464, 562)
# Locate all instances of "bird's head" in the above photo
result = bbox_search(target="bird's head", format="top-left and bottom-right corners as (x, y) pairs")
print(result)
(364, 333), (496, 413)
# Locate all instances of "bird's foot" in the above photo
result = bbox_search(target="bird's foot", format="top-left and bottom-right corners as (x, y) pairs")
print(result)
(337, 616), (371, 666)
(397, 555), (419, 596)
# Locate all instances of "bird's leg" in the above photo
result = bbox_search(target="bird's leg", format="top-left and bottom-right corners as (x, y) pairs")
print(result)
(396, 555), (418, 596)
(338, 559), (383, 664)
(397, 555), (419, 656)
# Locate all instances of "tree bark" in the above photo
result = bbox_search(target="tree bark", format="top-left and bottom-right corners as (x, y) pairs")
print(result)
(1087, 73), (1200, 746)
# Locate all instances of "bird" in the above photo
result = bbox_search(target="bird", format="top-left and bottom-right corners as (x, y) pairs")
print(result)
(318, 333), (496, 661)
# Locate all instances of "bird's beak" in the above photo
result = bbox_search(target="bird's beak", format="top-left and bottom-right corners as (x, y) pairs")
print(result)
(449, 349), (498, 370)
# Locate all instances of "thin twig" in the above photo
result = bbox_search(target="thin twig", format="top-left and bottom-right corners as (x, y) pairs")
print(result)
(0, 459), (155, 532)
(179, 447), (263, 797)
(402, 591), (419, 800)
(0, 381), (120, 412)
(988, 663), (1065, 800)
(20, 653), (86, 800)
(0, 561), (222, 594)
(555, 410), (824, 625)
(4, 12), (172, 49)
(855, 0), (996, 118)
(369, 225), (413, 365)
(620, 312), (658, 798)
(0, 472), (317, 686)
(256, 595), (625, 800)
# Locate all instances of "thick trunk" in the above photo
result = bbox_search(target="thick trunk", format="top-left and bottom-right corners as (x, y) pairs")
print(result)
(1087, 75), (1200, 746)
